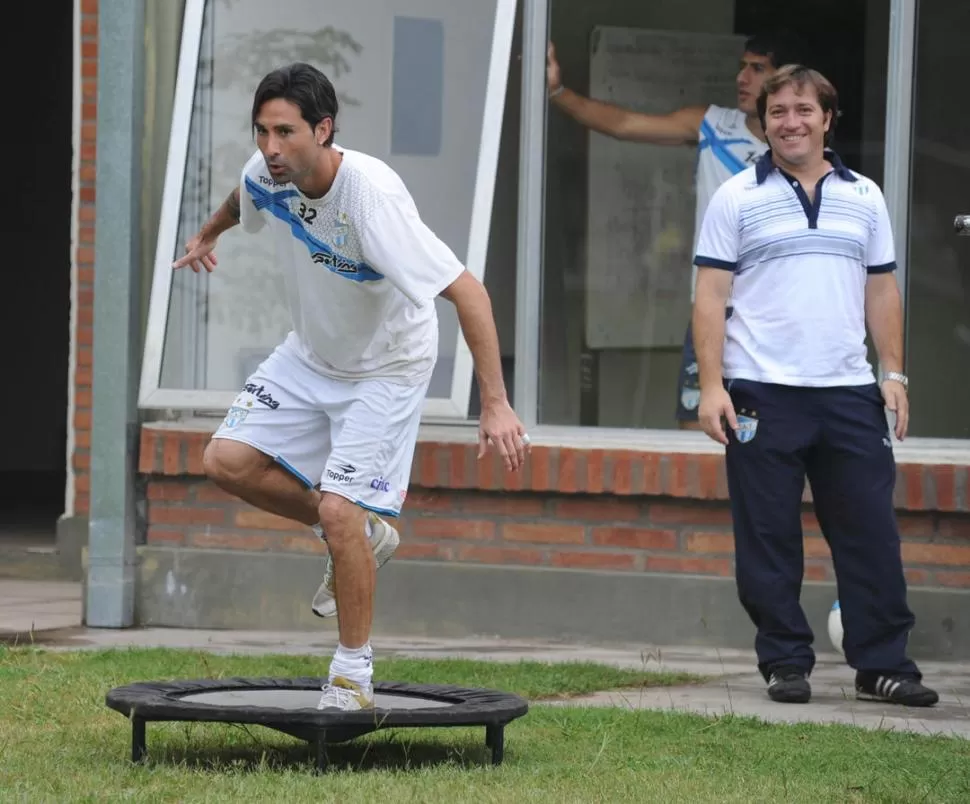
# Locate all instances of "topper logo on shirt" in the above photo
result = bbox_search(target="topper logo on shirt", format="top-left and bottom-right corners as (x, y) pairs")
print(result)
(312, 250), (358, 274)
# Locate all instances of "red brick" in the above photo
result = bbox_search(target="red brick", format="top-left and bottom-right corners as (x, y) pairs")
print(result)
(902, 465), (923, 510)
(445, 443), (467, 486)
(410, 518), (495, 541)
(73, 451), (90, 470)
(645, 556), (732, 576)
(77, 246), (95, 264)
(640, 452), (662, 495)
(189, 531), (274, 551)
(611, 453), (632, 494)
(502, 523), (584, 545)
(803, 563), (829, 582)
(936, 517), (970, 541)
(235, 509), (304, 531)
(82, 80), (97, 105)
(147, 528), (184, 546)
(557, 448), (580, 494)
(81, 0), (98, 14)
(81, 122), (96, 143)
(77, 326), (92, 347)
(81, 41), (97, 60)
(404, 488), (458, 513)
(905, 568), (931, 586)
(74, 409), (91, 430)
(801, 512), (821, 534)
(79, 204), (95, 223)
(592, 527), (677, 550)
(194, 484), (237, 503)
(78, 306), (94, 327)
(81, 59), (97, 79)
(80, 186), (96, 204)
(804, 538), (831, 559)
(685, 532), (734, 553)
(457, 546), (544, 566)
(933, 465), (956, 511)
(897, 514), (935, 539)
(74, 473), (90, 493)
(415, 444), (436, 487)
(649, 503), (732, 526)
(901, 542), (970, 566)
(147, 482), (189, 502)
(150, 506), (225, 526)
(185, 433), (207, 475)
(461, 495), (546, 517)
(162, 435), (181, 475)
(80, 144), (96, 162)
(697, 454), (722, 499)
(75, 429), (91, 449)
(75, 365), (93, 387)
(530, 447), (551, 491)
(550, 551), (636, 571)
(75, 494), (90, 514)
(935, 571), (970, 588)
(395, 542), (450, 560)
(585, 449), (605, 493)
(75, 388), (92, 408)
(554, 498), (641, 522)
(81, 17), (97, 37)
(667, 454), (690, 497)
(281, 535), (327, 554)
(78, 268), (95, 284)
(138, 429), (159, 473)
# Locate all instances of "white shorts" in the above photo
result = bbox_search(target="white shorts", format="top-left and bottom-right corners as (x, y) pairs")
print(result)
(212, 338), (427, 517)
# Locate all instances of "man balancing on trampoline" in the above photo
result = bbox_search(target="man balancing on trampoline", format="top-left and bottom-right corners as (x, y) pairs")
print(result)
(173, 62), (530, 712)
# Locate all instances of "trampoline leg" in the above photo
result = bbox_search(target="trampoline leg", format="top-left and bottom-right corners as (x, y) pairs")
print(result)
(485, 724), (504, 766)
(131, 717), (146, 763)
(313, 736), (328, 774)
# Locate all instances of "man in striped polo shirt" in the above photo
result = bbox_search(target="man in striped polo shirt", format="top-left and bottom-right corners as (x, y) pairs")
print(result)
(692, 65), (938, 707)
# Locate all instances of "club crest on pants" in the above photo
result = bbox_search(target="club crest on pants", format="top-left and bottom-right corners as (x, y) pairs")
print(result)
(735, 412), (759, 443)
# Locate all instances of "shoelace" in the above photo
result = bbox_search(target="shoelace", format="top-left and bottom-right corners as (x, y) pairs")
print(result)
(319, 684), (360, 708)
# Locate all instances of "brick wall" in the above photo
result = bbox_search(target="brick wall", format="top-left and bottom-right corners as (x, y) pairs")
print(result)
(73, 0), (99, 516)
(140, 425), (970, 591)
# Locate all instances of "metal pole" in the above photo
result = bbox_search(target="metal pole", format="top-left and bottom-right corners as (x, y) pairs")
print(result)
(514, 0), (548, 428)
(87, 0), (146, 627)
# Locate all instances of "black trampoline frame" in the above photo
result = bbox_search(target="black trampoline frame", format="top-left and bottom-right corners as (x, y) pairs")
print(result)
(105, 677), (529, 771)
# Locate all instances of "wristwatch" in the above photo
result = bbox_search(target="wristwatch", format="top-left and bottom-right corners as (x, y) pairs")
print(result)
(884, 371), (908, 388)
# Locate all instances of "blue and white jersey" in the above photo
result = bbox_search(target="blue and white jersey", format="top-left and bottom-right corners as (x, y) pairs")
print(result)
(240, 146), (464, 384)
(693, 150), (897, 387)
(690, 105), (768, 298)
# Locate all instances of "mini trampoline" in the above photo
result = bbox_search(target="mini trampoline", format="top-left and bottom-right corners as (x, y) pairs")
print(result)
(105, 677), (529, 771)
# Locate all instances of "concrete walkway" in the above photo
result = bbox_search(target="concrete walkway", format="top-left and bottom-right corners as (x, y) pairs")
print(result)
(3, 579), (969, 739)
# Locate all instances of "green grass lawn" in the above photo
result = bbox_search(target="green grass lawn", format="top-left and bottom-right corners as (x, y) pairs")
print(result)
(1, 647), (968, 803)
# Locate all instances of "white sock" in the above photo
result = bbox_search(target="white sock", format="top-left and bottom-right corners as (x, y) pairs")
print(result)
(311, 523), (325, 541)
(364, 516), (373, 540)
(329, 642), (374, 688)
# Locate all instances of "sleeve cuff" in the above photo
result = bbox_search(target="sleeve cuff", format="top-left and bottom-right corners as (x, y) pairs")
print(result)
(866, 261), (897, 275)
(694, 256), (737, 271)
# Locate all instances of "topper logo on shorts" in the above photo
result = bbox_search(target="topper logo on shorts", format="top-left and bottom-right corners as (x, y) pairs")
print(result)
(326, 463), (357, 485)
(370, 476), (391, 493)
(242, 383), (280, 410)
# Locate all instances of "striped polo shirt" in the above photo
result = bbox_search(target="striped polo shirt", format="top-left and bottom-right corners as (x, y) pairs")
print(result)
(692, 149), (897, 388)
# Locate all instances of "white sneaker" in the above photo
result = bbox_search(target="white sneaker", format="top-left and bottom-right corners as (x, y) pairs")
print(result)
(316, 676), (374, 711)
(311, 512), (400, 618)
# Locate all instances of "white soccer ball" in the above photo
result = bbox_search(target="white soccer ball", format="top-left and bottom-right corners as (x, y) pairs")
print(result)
(827, 600), (844, 655)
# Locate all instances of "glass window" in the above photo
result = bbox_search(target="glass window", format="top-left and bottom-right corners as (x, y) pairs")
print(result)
(539, 0), (890, 429)
(140, 0), (515, 419)
(904, 0), (970, 439)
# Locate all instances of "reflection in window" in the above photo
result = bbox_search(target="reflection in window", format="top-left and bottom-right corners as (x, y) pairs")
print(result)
(157, 0), (501, 407)
(540, 0), (889, 429)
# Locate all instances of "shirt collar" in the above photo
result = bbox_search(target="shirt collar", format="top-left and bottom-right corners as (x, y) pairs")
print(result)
(755, 148), (856, 184)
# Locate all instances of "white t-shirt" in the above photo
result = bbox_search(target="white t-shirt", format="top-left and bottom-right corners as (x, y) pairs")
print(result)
(693, 150), (897, 387)
(690, 106), (768, 300)
(239, 146), (465, 384)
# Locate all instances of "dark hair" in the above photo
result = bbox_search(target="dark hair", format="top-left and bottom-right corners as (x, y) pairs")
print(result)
(251, 62), (339, 146)
(757, 65), (839, 146)
(743, 31), (806, 70)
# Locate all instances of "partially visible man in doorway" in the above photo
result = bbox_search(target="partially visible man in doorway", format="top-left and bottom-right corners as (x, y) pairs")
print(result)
(546, 32), (802, 428)
(692, 64), (937, 707)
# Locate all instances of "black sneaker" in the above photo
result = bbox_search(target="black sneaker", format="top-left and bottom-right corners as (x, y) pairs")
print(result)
(766, 666), (812, 703)
(855, 674), (939, 707)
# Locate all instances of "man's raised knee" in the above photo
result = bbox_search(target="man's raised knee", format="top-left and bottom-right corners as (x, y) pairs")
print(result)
(318, 494), (366, 547)
(202, 439), (265, 490)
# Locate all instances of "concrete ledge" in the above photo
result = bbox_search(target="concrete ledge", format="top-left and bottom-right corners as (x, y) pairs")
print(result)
(134, 546), (970, 660)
